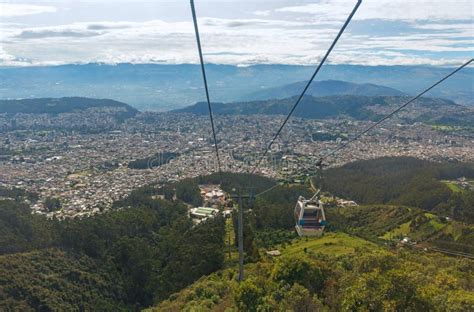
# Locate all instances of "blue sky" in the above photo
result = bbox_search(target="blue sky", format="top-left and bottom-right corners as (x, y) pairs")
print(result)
(0, 0), (472, 67)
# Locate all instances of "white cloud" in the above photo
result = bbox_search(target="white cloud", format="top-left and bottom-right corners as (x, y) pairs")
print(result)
(253, 10), (271, 17)
(0, 1), (472, 67)
(276, 0), (473, 21)
(0, 3), (57, 18)
(0, 46), (31, 66)
(329, 52), (467, 67)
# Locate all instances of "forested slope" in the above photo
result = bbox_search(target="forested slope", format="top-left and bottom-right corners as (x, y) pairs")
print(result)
(146, 165), (474, 311)
(149, 233), (474, 311)
(0, 186), (225, 310)
(1, 166), (473, 311)
(0, 248), (130, 311)
(320, 157), (474, 223)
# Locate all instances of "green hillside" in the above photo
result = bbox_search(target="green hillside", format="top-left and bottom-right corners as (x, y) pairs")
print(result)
(0, 173), (278, 311)
(327, 205), (474, 254)
(0, 248), (130, 311)
(0, 97), (138, 118)
(1, 166), (473, 311)
(0, 186), (226, 310)
(148, 232), (474, 311)
(320, 157), (474, 223)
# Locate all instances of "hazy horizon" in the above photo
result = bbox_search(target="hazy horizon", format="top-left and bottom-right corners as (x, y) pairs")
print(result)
(2, 62), (473, 110)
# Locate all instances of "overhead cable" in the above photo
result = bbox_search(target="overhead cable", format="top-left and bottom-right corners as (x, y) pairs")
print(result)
(190, 0), (222, 175)
(250, 0), (362, 175)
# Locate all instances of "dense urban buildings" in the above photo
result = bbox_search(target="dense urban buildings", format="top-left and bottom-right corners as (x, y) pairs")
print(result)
(1, 109), (472, 219)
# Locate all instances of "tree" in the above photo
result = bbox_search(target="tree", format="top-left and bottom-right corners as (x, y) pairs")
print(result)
(176, 179), (202, 206)
(44, 197), (61, 212)
(110, 237), (157, 307)
(234, 279), (264, 312)
(272, 257), (326, 294)
(280, 283), (325, 312)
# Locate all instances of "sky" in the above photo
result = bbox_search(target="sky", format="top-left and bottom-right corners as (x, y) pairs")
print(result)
(0, 0), (473, 67)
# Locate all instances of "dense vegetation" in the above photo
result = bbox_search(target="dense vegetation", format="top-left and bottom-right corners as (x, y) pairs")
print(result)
(0, 200), (56, 254)
(0, 189), (225, 310)
(0, 97), (138, 118)
(326, 205), (420, 241)
(150, 233), (474, 311)
(0, 186), (38, 201)
(44, 196), (62, 212)
(253, 185), (311, 231)
(0, 248), (129, 311)
(0, 172), (283, 310)
(320, 157), (474, 223)
(213, 159), (474, 256)
(2, 165), (474, 311)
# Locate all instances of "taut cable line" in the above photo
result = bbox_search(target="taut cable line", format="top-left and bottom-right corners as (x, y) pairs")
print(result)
(190, 0), (222, 176)
(255, 58), (473, 198)
(318, 58), (473, 164)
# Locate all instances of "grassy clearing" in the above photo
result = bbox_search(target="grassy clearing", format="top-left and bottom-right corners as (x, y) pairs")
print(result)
(428, 219), (445, 231)
(409, 220), (446, 241)
(442, 181), (463, 193)
(424, 212), (437, 219)
(282, 232), (378, 257)
(380, 221), (411, 240)
(443, 223), (464, 241)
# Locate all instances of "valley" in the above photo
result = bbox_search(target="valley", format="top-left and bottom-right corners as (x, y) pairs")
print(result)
(1, 97), (473, 219)
(1, 1), (473, 310)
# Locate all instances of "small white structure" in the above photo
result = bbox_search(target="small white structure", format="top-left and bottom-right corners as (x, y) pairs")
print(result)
(294, 192), (327, 237)
(266, 250), (281, 256)
(190, 207), (219, 220)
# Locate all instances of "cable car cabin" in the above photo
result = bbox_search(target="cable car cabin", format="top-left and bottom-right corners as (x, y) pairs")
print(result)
(294, 195), (327, 237)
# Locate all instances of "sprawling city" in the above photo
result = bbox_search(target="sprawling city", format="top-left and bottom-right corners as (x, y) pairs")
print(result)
(1, 108), (473, 219)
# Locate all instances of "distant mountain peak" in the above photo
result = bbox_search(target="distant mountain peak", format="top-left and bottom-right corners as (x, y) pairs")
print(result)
(240, 79), (406, 101)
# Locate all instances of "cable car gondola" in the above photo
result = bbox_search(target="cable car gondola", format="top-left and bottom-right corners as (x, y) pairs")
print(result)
(294, 191), (327, 237)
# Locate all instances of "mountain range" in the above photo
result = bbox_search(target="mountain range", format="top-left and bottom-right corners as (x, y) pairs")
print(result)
(174, 95), (474, 126)
(1, 64), (472, 110)
(240, 79), (405, 101)
(2, 93), (472, 128)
